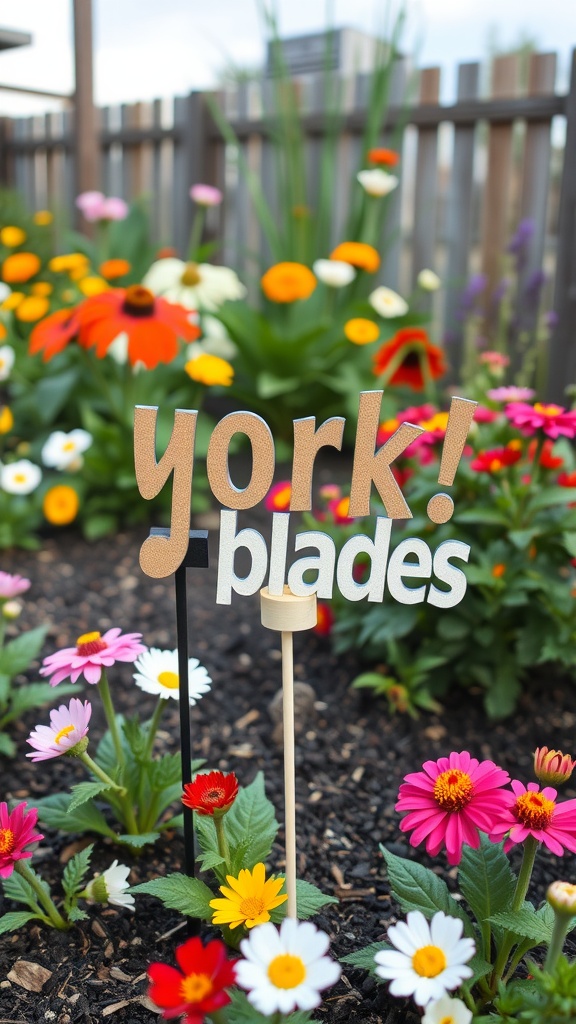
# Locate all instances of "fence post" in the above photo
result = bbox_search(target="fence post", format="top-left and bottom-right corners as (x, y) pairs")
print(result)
(547, 49), (576, 400)
(173, 91), (221, 260)
(72, 0), (98, 221)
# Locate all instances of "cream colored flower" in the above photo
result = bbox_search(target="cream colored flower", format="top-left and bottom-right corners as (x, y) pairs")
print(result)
(357, 169), (399, 197)
(418, 269), (441, 292)
(312, 259), (356, 288)
(143, 258), (246, 313)
(41, 429), (92, 471)
(369, 286), (409, 318)
(0, 346), (15, 382)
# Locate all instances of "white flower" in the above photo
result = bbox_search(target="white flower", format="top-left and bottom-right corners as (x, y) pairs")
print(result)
(0, 283), (11, 302)
(312, 259), (356, 288)
(357, 169), (399, 197)
(1, 459), (41, 495)
(143, 258), (246, 313)
(422, 995), (472, 1024)
(187, 315), (237, 362)
(85, 860), (134, 911)
(41, 429), (92, 471)
(0, 346), (15, 382)
(133, 647), (212, 703)
(369, 286), (409, 318)
(374, 910), (475, 1008)
(418, 269), (442, 292)
(236, 919), (341, 1015)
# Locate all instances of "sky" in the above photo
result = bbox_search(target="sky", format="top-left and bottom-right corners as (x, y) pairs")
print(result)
(0, 0), (574, 116)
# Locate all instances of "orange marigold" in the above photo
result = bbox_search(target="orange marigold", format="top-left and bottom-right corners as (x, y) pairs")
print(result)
(43, 485), (79, 525)
(99, 258), (131, 280)
(261, 262), (316, 303)
(330, 242), (380, 273)
(367, 148), (400, 167)
(344, 318), (380, 345)
(2, 252), (41, 284)
(15, 296), (50, 322)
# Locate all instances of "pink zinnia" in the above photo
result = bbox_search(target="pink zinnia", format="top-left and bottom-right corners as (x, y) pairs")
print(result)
(479, 351), (509, 367)
(0, 802), (44, 879)
(396, 750), (511, 865)
(473, 405), (499, 424)
(26, 697), (91, 761)
(487, 386), (536, 403)
(0, 571), (31, 599)
(40, 628), (146, 686)
(189, 183), (223, 207)
(265, 480), (291, 512)
(490, 781), (576, 856)
(505, 402), (576, 439)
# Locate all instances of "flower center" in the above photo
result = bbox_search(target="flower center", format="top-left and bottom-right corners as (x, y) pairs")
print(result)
(0, 828), (15, 854)
(54, 723), (75, 745)
(157, 670), (179, 690)
(206, 788), (225, 803)
(433, 769), (474, 811)
(63, 441), (76, 452)
(534, 402), (562, 417)
(402, 349), (421, 368)
(76, 631), (108, 656)
(267, 953), (306, 989)
(180, 262), (202, 286)
(239, 895), (265, 920)
(122, 284), (155, 317)
(439, 1017), (456, 1024)
(13, 473), (26, 484)
(515, 791), (555, 830)
(412, 944), (447, 978)
(179, 972), (213, 1003)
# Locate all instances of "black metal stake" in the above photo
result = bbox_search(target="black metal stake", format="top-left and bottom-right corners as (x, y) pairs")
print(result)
(149, 528), (209, 937)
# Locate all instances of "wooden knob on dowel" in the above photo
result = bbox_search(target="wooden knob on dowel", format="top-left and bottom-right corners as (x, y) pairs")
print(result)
(260, 586), (317, 919)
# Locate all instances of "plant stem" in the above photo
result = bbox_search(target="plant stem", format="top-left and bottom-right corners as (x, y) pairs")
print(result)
(214, 815), (231, 869)
(78, 750), (127, 795)
(188, 208), (206, 261)
(545, 914), (572, 973)
(144, 698), (165, 760)
(98, 670), (125, 767)
(490, 836), (539, 992)
(15, 860), (69, 930)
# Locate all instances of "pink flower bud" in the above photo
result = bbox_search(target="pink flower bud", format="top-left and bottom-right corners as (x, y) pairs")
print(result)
(100, 197), (129, 221)
(534, 746), (576, 787)
(547, 881), (576, 916)
(189, 184), (223, 207)
(75, 190), (106, 222)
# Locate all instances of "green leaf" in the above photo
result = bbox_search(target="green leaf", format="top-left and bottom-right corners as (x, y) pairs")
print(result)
(0, 732), (16, 758)
(6, 681), (77, 718)
(380, 846), (475, 937)
(197, 850), (226, 873)
(2, 870), (45, 907)
(83, 514), (118, 540)
(130, 874), (215, 918)
(0, 625), (48, 676)
(459, 835), (516, 937)
(528, 487), (576, 511)
(455, 508), (510, 526)
(36, 793), (117, 838)
(436, 617), (470, 641)
(67, 905), (89, 922)
(225, 772), (279, 870)
(225, 988), (315, 1024)
(270, 879), (338, 923)
(116, 831), (161, 848)
(62, 844), (94, 899)
(341, 941), (390, 973)
(0, 911), (43, 934)
(34, 369), (80, 424)
(149, 753), (182, 791)
(68, 781), (114, 813)
(488, 904), (555, 946)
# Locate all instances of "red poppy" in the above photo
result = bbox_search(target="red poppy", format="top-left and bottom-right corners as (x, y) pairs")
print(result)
(148, 936), (236, 1024)
(470, 447), (522, 473)
(314, 602), (334, 637)
(373, 328), (446, 390)
(367, 147), (400, 167)
(77, 285), (201, 369)
(182, 771), (239, 816)
(529, 439), (564, 470)
(29, 308), (81, 362)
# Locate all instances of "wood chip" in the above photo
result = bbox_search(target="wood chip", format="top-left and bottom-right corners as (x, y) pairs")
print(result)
(424, 724), (447, 740)
(228, 743), (253, 758)
(234, 708), (260, 729)
(7, 961), (52, 992)
(102, 1000), (129, 1016)
(91, 919), (107, 938)
(308, 790), (322, 802)
(351, 765), (365, 783)
(110, 967), (133, 982)
(330, 864), (347, 888)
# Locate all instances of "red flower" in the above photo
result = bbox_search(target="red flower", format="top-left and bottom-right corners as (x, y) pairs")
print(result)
(29, 308), (81, 361)
(315, 602), (334, 637)
(77, 285), (201, 369)
(148, 936), (236, 1024)
(367, 147), (400, 167)
(0, 801), (44, 879)
(529, 439), (564, 469)
(470, 447), (522, 473)
(373, 328), (446, 390)
(182, 771), (239, 816)
(558, 471), (576, 488)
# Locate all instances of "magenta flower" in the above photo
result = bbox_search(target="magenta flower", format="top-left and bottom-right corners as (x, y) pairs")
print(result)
(487, 386), (536, 403)
(190, 183), (223, 207)
(0, 802), (44, 879)
(473, 405), (499, 424)
(490, 781), (576, 855)
(26, 697), (91, 761)
(40, 628), (146, 686)
(505, 402), (576, 439)
(265, 480), (292, 512)
(0, 571), (31, 599)
(396, 751), (511, 865)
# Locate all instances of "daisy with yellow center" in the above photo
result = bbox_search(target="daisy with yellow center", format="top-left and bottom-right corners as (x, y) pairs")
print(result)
(1, 458), (41, 494)
(374, 910), (475, 1007)
(0, 346), (14, 382)
(209, 862), (287, 930)
(133, 647), (212, 703)
(421, 995), (472, 1024)
(26, 697), (92, 761)
(490, 779), (576, 856)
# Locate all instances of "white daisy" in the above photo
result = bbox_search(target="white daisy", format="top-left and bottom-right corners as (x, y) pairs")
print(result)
(143, 257), (246, 313)
(236, 918), (341, 1015)
(418, 269), (442, 292)
(133, 647), (212, 703)
(85, 860), (134, 911)
(41, 429), (92, 471)
(369, 286), (409, 318)
(1, 459), (42, 495)
(374, 910), (475, 1007)
(186, 314), (238, 361)
(312, 259), (356, 288)
(0, 345), (15, 382)
(357, 168), (399, 197)
(422, 995), (472, 1024)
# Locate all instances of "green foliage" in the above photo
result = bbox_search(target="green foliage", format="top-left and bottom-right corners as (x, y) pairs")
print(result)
(341, 941), (391, 973)
(484, 958), (576, 1022)
(224, 989), (315, 1024)
(130, 874), (216, 919)
(380, 845), (475, 936)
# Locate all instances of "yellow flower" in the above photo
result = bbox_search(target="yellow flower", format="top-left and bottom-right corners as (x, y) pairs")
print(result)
(261, 262), (316, 303)
(33, 210), (53, 226)
(31, 281), (53, 297)
(48, 253), (89, 274)
(0, 406), (14, 434)
(2, 292), (24, 311)
(209, 862), (287, 930)
(344, 318), (379, 345)
(330, 242), (380, 273)
(77, 275), (109, 296)
(43, 485), (79, 525)
(2, 252), (41, 284)
(0, 226), (26, 247)
(15, 296), (50, 322)
(185, 354), (234, 387)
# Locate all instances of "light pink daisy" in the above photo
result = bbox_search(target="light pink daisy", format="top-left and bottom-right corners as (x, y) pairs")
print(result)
(26, 697), (92, 761)
(505, 402), (576, 439)
(190, 183), (223, 207)
(0, 801), (44, 879)
(489, 780), (576, 856)
(487, 386), (536, 403)
(396, 750), (511, 865)
(0, 571), (31, 599)
(40, 628), (146, 686)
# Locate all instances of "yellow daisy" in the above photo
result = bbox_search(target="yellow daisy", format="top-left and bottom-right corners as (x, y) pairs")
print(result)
(209, 862), (287, 930)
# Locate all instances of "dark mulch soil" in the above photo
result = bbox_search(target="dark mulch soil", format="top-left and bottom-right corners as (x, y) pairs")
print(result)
(0, 506), (575, 1024)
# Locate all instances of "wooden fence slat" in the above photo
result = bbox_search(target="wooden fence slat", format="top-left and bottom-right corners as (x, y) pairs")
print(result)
(443, 62), (480, 371)
(380, 56), (410, 290)
(411, 67), (441, 299)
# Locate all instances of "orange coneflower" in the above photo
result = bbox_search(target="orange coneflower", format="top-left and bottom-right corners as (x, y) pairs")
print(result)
(373, 327), (446, 390)
(29, 308), (81, 361)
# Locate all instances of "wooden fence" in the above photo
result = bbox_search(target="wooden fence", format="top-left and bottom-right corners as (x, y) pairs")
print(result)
(0, 48), (575, 398)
